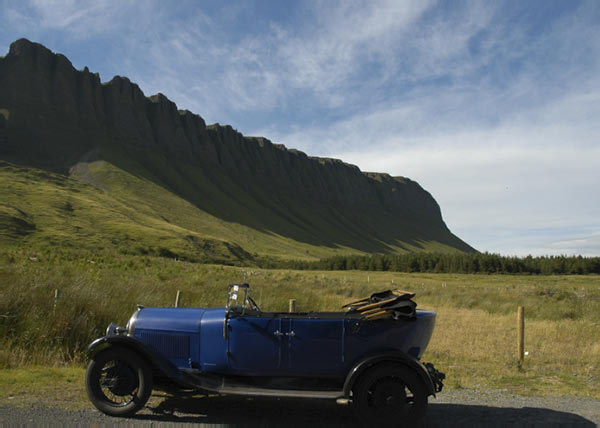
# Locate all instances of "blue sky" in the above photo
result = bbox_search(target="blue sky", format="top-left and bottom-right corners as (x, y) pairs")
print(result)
(1, 0), (599, 256)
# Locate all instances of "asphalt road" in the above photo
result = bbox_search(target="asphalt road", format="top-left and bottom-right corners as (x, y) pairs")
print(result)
(1, 389), (599, 427)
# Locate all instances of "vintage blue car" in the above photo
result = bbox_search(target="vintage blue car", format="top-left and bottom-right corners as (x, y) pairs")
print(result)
(85, 284), (444, 425)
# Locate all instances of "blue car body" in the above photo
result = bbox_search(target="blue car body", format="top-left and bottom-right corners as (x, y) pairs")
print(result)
(129, 307), (436, 378)
(85, 284), (444, 423)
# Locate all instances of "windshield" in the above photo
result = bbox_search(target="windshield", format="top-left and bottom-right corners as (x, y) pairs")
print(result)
(226, 284), (247, 310)
(226, 283), (259, 314)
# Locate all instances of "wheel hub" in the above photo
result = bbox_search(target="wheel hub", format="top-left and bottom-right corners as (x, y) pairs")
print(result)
(372, 379), (408, 413)
(102, 363), (138, 396)
(385, 395), (400, 406)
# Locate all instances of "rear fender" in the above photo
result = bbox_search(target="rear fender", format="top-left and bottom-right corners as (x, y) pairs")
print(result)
(87, 335), (194, 389)
(343, 352), (436, 397)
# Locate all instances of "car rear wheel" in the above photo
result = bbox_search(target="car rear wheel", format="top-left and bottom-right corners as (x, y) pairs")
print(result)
(86, 347), (153, 417)
(353, 363), (427, 427)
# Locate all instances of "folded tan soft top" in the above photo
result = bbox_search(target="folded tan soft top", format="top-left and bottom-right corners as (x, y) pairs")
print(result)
(343, 289), (417, 321)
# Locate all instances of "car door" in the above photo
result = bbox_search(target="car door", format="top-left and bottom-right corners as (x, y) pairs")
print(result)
(285, 317), (345, 375)
(226, 313), (283, 375)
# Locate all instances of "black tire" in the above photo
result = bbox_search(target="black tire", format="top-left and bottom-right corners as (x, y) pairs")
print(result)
(85, 347), (153, 417)
(352, 363), (428, 428)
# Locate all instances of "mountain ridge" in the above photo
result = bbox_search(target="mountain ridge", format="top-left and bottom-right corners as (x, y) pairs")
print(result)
(0, 38), (475, 261)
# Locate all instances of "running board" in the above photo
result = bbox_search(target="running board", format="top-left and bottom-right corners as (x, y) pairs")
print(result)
(216, 385), (343, 399)
(180, 370), (344, 400)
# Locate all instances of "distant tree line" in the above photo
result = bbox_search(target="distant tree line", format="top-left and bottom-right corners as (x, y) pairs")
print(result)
(258, 253), (600, 274)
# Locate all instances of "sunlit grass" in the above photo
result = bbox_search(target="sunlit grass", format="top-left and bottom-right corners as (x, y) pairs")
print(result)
(425, 307), (599, 398)
(0, 366), (87, 410)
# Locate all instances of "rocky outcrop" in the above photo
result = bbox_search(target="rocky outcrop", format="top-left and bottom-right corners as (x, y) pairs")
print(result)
(0, 39), (475, 253)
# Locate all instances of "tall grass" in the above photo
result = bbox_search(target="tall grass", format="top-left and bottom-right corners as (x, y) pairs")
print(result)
(1, 250), (598, 397)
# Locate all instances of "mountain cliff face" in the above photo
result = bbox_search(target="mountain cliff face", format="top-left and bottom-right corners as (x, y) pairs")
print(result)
(0, 39), (475, 260)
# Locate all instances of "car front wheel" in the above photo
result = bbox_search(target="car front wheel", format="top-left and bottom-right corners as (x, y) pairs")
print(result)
(353, 363), (428, 427)
(85, 347), (153, 417)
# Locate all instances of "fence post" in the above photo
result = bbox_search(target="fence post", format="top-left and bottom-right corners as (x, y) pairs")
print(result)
(175, 290), (182, 307)
(289, 299), (296, 313)
(53, 289), (60, 312)
(517, 306), (524, 368)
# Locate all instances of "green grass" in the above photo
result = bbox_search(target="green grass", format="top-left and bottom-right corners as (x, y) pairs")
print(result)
(0, 154), (469, 265)
(0, 366), (86, 409)
(0, 250), (598, 401)
(0, 160), (259, 263)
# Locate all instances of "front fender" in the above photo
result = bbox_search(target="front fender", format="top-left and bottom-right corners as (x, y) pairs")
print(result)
(87, 335), (195, 389)
(342, 352), (437, 397)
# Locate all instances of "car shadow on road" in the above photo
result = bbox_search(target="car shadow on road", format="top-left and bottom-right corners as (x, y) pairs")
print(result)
(426, 403), (596, 427)
(131, 394), (596, 427)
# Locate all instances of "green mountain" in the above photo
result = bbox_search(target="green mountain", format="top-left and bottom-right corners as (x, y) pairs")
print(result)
(0, 39), (475, 263)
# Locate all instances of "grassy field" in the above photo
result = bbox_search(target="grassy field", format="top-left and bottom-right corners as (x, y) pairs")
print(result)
(0, 250), (599, 409)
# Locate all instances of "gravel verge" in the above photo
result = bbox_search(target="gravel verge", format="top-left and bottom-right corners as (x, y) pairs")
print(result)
(1, 388), (598, 427)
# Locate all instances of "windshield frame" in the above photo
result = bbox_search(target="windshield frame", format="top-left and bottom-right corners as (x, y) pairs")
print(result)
(226, 283), (251, 315)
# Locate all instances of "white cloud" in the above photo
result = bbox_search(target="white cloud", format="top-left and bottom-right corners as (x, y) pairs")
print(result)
(274, 0), (434, 92)
(20, 0), (145, 38)
(109, 0), (441, 117)
(550, 232), (600, 256)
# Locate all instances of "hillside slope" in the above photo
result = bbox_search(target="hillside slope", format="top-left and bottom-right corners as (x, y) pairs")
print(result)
(0, 39), (475, 261)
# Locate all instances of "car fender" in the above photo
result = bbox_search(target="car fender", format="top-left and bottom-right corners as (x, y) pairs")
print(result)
(87, 335), (195, 389)
(342, 352), (436, 397)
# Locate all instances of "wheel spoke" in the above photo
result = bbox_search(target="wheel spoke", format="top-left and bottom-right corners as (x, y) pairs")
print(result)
(98, 359), (138, 406)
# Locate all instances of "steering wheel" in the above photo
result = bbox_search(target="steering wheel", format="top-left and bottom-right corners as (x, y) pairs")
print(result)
(246, 296), (260, 312)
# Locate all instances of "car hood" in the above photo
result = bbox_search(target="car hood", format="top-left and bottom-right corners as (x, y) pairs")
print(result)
(132, 307), (223, 333)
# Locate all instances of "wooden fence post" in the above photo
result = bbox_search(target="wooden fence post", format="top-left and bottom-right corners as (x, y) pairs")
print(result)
(289, 299), (296, 313)
(53, 289), (60, 312)
(517, 306), (524, 368)
(175, 290), (182, 307)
